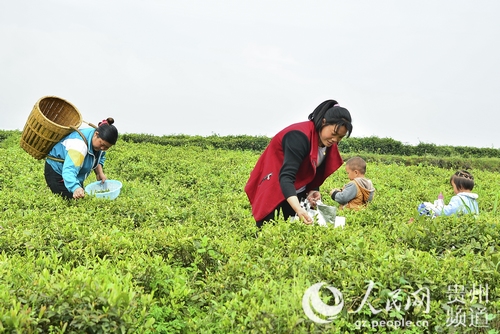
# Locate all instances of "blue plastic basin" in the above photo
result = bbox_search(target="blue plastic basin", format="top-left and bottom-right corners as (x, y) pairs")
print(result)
(85, 180), (122, 200)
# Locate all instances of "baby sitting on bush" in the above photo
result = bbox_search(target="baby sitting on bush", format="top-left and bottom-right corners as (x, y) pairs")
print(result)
(330, 157), (375, 210)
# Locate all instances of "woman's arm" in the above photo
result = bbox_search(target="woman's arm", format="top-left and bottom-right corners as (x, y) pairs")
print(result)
(279, 130), (310, 198)
(280, 131), (314, 223)
(94, 164), (107, 182)
(61, 139), (88, 193)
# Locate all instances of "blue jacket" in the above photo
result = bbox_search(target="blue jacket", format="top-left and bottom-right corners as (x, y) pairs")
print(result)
(421, 192), (479, 217)
(435, 192), (479, 216)
(46, 127), (106, 193)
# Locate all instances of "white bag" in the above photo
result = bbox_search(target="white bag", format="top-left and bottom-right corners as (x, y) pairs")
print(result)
(294, 199), (345, 228)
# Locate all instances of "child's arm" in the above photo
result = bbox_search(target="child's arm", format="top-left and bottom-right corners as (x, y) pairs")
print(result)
(434, 195), (467, 216)
(330, 182), (357, 205)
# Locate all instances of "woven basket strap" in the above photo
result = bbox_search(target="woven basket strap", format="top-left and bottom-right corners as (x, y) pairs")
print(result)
(70, 126), (89, 147)
(46, 127), (90, 162)
(82, 120), (98, 129)
(46, 156), (65, 163)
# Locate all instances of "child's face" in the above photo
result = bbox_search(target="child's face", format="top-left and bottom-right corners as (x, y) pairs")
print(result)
(345, 165), (358, 180)
(451, 180), (459, 194)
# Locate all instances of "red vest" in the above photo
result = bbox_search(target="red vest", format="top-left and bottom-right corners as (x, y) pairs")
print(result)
(245, 121), (343, 221)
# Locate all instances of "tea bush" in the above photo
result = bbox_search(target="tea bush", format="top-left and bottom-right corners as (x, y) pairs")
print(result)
(116, 131), (500, 159)
(0, 130), (499, 333)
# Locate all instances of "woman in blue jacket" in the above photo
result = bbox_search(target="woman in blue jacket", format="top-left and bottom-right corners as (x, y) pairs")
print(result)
(44, 118), (118, 199)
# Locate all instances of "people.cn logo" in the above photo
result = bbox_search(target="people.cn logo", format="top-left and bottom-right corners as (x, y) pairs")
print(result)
(302, 282), (344, 324)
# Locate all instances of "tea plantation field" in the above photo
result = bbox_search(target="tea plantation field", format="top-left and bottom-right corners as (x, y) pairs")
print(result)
(0, 131), (499, 333)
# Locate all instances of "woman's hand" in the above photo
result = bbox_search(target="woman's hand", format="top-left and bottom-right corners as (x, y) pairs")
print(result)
(73, 187), (85, 199)
(96, 172), (107, 183)
(287, 195), (314, 224)
(307, 190), (321, 208)
(95, 165), (107, 183)
(297, 207), (314, 225)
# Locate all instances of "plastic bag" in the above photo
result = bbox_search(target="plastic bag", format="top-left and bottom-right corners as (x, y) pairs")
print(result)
(417, 199), (444, 218)
(316, 201), (337, 226)
(293, 199), (344, 227)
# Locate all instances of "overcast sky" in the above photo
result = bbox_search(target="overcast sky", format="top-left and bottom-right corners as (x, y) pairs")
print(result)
(2, 0), (499, 148)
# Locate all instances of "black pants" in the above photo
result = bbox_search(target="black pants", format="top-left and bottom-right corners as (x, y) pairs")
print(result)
(44, 161), (73, 200)
(256, 190), (307, 228)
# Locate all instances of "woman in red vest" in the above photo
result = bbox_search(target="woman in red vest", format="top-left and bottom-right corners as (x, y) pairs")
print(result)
(245, 100), (352, 227)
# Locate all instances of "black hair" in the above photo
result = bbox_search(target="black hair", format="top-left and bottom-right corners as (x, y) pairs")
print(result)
(97, 117), (118, 145)
(308, 100), (353, 137)
(450, 170), (475, 191)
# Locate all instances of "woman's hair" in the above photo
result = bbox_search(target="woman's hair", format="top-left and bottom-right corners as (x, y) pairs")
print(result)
(96, 117), (118, 145)
(450, 170), (475, 191)
(308, 100), (353, 137)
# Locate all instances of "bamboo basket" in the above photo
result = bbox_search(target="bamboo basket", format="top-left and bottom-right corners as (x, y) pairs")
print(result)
(20, 96), (83, 160)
